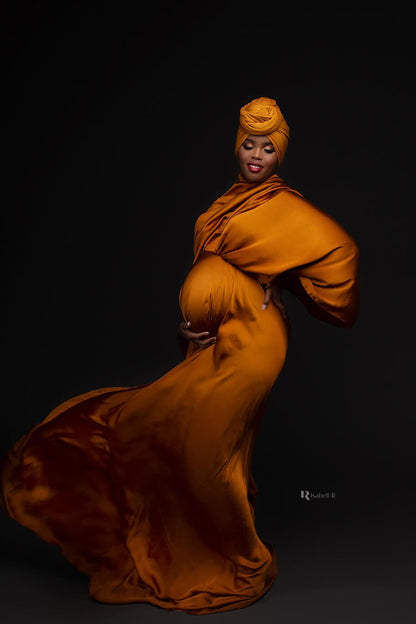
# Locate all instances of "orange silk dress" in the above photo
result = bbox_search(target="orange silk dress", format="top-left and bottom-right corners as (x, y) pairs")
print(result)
(0, 174), (360, 614)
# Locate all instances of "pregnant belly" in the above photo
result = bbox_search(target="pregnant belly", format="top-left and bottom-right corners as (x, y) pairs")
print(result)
(179, 251), (289, 386)
(179, 252), (238, 335)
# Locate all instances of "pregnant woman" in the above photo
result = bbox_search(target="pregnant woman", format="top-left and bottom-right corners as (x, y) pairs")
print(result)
(0, 97), (360, 614)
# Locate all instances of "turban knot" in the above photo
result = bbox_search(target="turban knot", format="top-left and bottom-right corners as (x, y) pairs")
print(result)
(235, 97), (290, 167)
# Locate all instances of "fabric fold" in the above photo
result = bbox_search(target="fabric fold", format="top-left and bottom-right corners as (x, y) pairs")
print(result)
(194, 176), (360, 327)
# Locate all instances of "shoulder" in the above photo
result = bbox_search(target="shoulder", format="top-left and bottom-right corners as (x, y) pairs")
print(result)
(261, 186), (358, 247)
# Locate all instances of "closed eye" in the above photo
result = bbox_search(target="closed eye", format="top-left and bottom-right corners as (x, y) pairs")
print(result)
(243, 143), (274, 154)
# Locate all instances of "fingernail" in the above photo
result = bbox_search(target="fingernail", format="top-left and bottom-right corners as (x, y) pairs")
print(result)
(261, 304), (267, 310)
(204, 332), (209, 335)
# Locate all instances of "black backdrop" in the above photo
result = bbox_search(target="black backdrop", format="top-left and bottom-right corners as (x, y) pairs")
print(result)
(1, 3), (415, 622)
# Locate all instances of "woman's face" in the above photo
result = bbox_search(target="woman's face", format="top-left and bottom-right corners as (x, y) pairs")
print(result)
(237, 134), (278, 182)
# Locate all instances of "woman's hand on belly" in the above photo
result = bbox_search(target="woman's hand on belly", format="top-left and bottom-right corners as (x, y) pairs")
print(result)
(177, 320), (217, 350)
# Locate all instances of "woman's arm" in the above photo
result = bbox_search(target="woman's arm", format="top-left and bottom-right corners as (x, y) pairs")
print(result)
(217, 190), (360, 328)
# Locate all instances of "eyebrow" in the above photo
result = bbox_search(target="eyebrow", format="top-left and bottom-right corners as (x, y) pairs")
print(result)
(244, 138), (274, 146)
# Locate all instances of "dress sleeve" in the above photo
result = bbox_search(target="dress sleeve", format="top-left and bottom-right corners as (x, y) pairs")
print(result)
(216, 190), (361, 328)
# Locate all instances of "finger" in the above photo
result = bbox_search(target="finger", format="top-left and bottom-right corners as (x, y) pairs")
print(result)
(277, 306), (287, 318)
(193, 334), (216, 344)
(272, 284), (283, 298)
(190, 331), (211, 339)
(261, 288), (272, 310)
(179, 323), (191, 336)
(196, 337), (217, 348)
(188, 333), (209, 342)
(178, 324), (188, 337)
(192, 335), (214, 345)
(199, 336), (216, 344)
(273, 300), (287, 318)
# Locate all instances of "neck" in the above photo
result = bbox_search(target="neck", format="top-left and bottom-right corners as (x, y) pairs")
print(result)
(237, 172), (280, 184)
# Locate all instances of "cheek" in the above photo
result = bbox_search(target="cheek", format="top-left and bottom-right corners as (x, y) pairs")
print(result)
(237, 147), (247, 165)
(237, 153), (249, 173)
(265, 155), (278, 171)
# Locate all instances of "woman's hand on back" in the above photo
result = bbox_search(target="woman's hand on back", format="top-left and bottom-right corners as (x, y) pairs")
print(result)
(177, 320), (217, 349)
(261, 279), (287, 320)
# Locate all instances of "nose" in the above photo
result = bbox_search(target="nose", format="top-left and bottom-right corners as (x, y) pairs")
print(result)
(252, 147), (262, 160)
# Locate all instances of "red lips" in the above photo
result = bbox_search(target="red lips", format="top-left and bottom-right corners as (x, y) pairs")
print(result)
(247, 163), (264, 173)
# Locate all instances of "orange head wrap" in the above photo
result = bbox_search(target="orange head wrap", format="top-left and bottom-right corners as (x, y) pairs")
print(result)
(235, 97), (290, 167)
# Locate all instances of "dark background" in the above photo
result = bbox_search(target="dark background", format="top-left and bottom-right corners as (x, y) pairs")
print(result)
(1, 2), (415, 622)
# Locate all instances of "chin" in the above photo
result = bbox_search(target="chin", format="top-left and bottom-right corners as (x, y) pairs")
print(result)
(243, 172), (269, 183)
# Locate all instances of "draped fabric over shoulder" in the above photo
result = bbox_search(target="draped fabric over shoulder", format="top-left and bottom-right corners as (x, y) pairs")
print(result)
(194, 174), (360, 328)
(0, 172), (360, 614)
